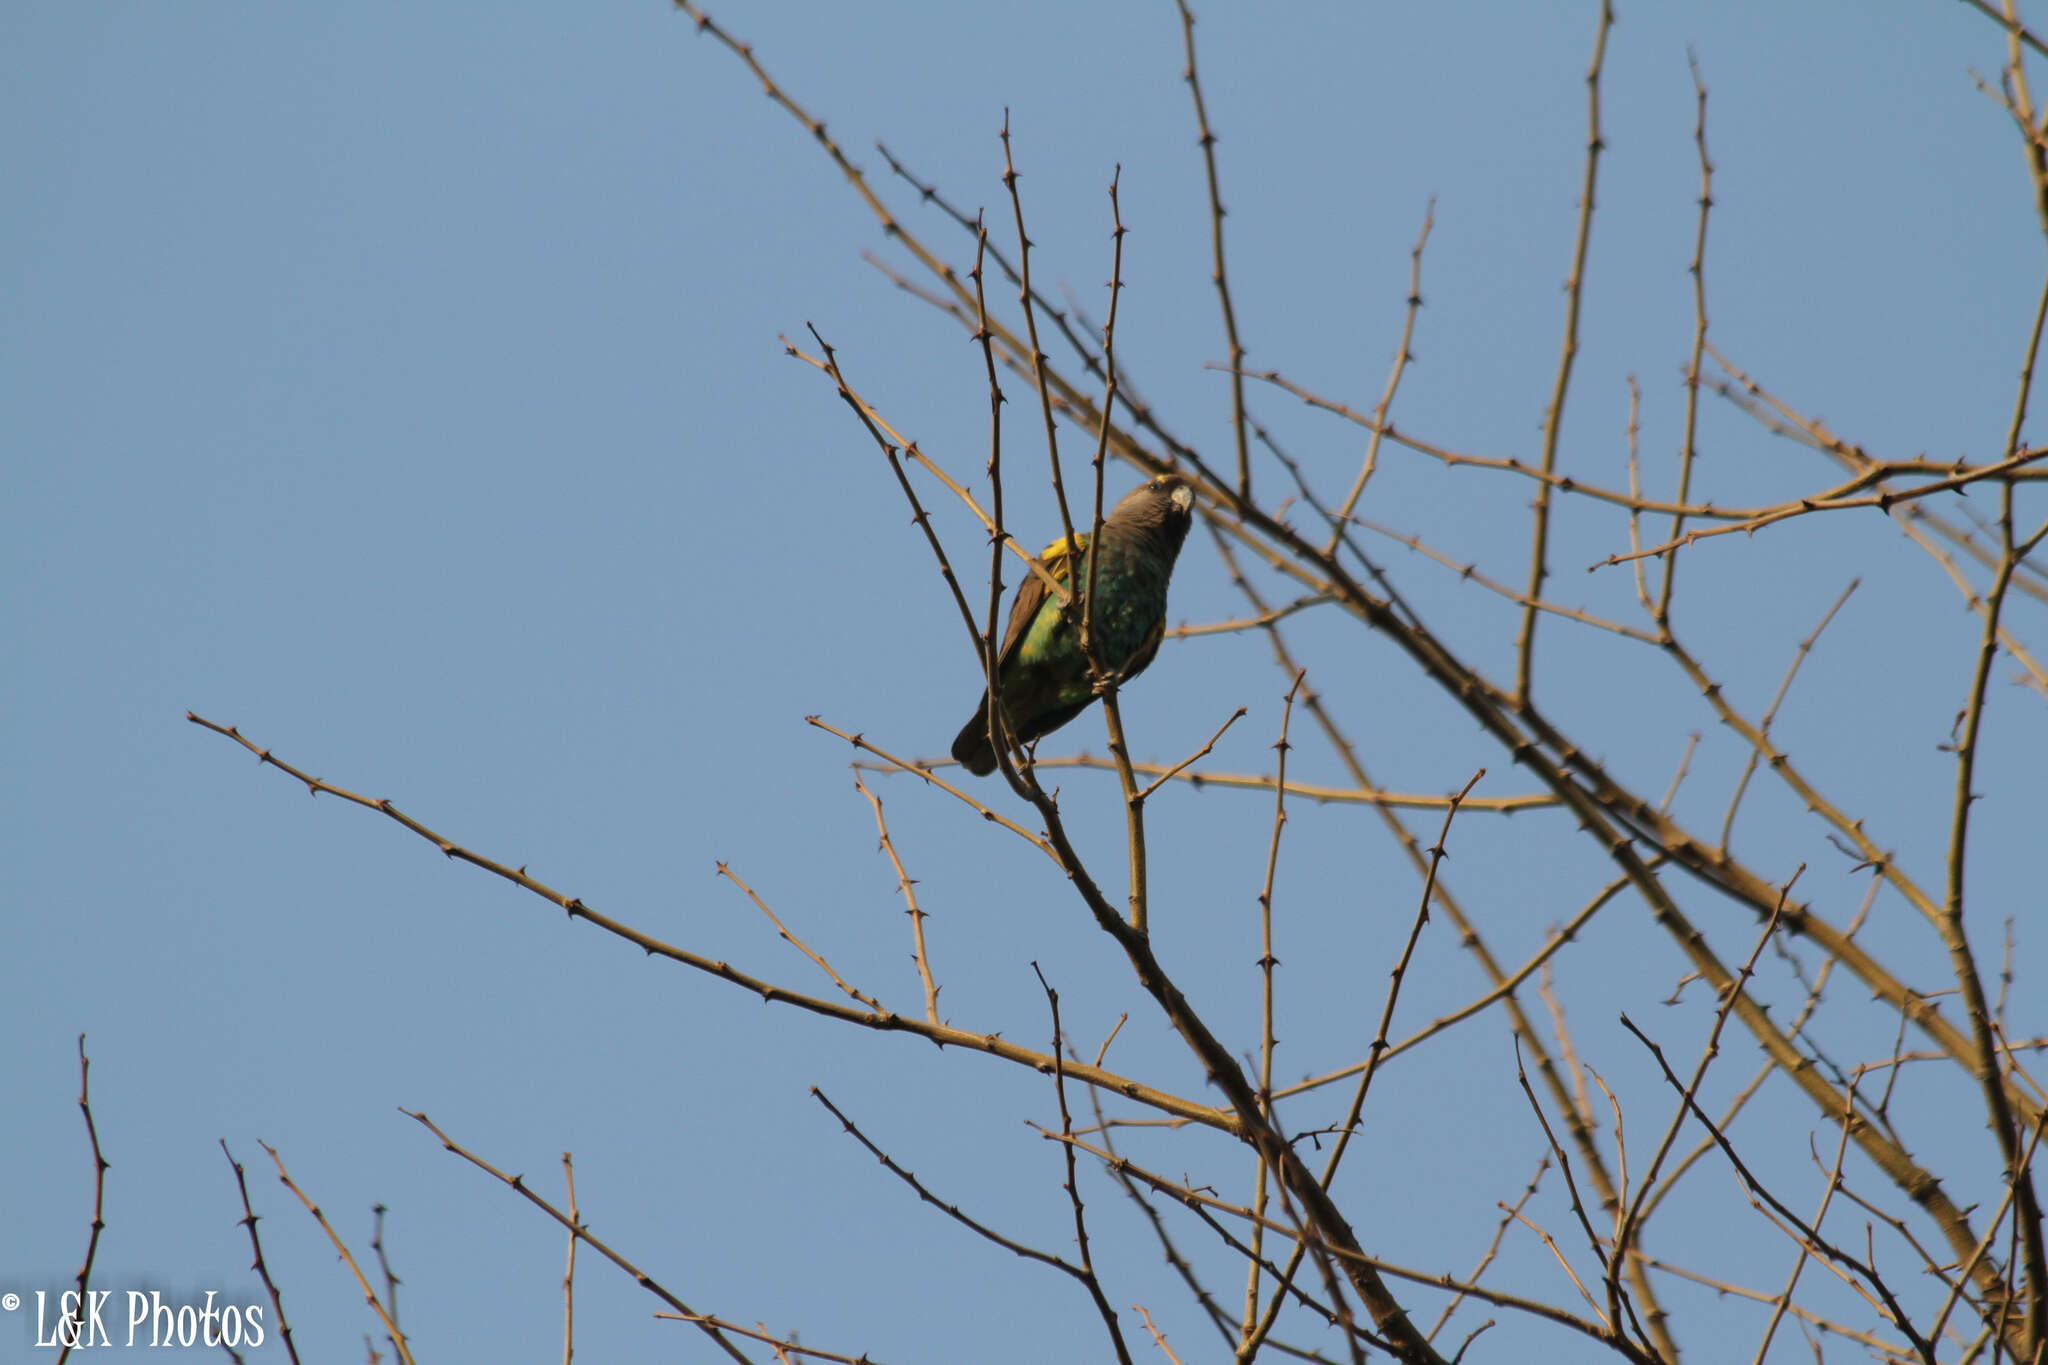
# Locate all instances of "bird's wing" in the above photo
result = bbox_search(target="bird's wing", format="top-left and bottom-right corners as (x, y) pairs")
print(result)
(996, 534), (1083, 666)
(1121, 616), (1168, 677)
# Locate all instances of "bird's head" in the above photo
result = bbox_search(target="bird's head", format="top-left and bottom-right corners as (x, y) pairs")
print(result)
(1108, 473), (1197, 556)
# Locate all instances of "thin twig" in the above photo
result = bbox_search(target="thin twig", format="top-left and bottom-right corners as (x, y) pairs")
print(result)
(1175, 0), (1250, 500)
(1026, 754), (1551, 811)
(1657, 50), (1714, 622)
(1032, 965), (1138, 1365)
(1632, 1253), (1918, 1357)
(1354, 517), (1661, 644)
(369, 1205), (403, 1364)
(1081, 169), (1151, 934)
(562, 1152), (578, 1365)
(1137, 706), (1248, 801)
(1001, 111), (1081, 573)
(1617, 1024), (1935, 1364)
(655, 1315), (882, 1365)
(1330, 770), (1486, 1164)
(1252, 356), (2048, 526)
(1428, 1157), (1549, 1342)
(1511, 1037), (1615, 1336)
(808, 718), (1057, 857)
(1242, 770), (1487, 1361)
(1327, 200), (1434, 544)
(1717, 581), (1858, 853)
(1590, 445), (2048, 570)
(1937, 457), (2048, 1357)
(1215, 528), (1672, 1353)
(1040, 1125), (1657, 1362)
(1244, 672), (1307, 1338)
(221, 1140), (301, 1365)
(969, 210), (1020, 802)
(259, 1142), (418, 1365)
(718, 862), (882, 1013)
(855, 776), (941, 1024)
(1093, 1089), (1266, 1353)
(1516, 0), (1611, 703)
(400, 1108), (753, 1364)
(1167, 595), (1332, 639)
(812, 1086), (1102, 1288)
(1618, 872), (1796, 1257)
(1929, 1106), (2048, 1350)
(55, 1035), (108, 1365)
(1136, 1304), (1189, 1365)
(1501, 1202), (1605, 1324)
(1959, 0), (2048, 61)
(189, 712), (1227, 1128)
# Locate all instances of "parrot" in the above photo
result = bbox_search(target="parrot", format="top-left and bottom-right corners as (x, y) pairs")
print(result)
(951, 473), (1195, 776)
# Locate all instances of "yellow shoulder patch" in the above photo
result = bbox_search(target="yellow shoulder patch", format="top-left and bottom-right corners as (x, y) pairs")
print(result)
(1038, 534), (1085, 573)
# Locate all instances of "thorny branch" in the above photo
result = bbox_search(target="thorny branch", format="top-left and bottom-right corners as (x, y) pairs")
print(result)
(180, 7), (2048, 1363)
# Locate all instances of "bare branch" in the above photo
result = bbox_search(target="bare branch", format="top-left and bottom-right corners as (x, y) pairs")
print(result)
(258, 1142), (418, 1365)
(399, 1109), (752, 1365)
(1516, 0), (1611, 704)
(55, 1035), (108, 1365)
(220, 1140), (301, 1365)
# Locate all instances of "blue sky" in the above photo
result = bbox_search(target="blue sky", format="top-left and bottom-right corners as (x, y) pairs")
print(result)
(7, 3), (2047, 1362)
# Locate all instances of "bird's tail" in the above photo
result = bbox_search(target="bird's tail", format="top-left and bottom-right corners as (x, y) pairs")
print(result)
(950, 697), (999, 776)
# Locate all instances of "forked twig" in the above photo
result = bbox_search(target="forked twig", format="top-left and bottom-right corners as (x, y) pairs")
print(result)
(812, 1078), (1126, 1365)
(258, 1142), (417, 1365)
(400, 1109), (752, 1364)
(1616, 880), (1799, 1279)
(1617, 1025), (1934, 1364)
(1327, 201), (1434, 545)
(1717, 581), (1859, 852)
(189, 711), (1226, 1129)
(1031, 966), (1137, 1365)
(1428, 1157), (1549, 1342)
(718, 862), (882, 1013)
(854, 776), (941, 1023)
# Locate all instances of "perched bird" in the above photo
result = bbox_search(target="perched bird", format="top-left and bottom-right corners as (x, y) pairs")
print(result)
(952, 473), (1196, 776)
